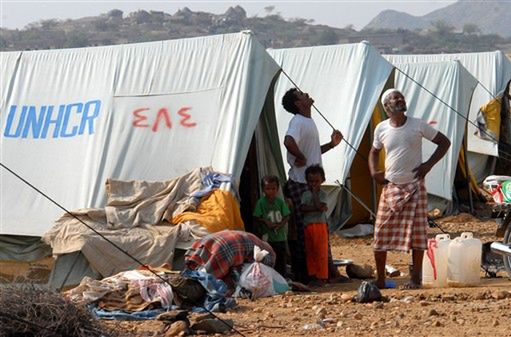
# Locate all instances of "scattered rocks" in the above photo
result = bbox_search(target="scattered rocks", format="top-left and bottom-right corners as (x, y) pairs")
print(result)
(455, 318), (465, 325)
(473, 292), (487, 300)
(492, 291), (509, 300)
(190, 319), (233, 334)
(164, 320), (189, 337)
(373, 302), (384, 309)
(315, 307), (327, 316)
(428, 308), (440, 316)
(441, 294), (455, 301)
(302, 322), (324, 330)
(346, 263), (374, 279)
(402, 296), (415, 303)
(340, 293), (353, 302)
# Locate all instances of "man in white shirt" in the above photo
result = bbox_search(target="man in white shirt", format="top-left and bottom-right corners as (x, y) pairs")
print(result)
(282, 88), (343, 283)
(368, 89), (450, 289)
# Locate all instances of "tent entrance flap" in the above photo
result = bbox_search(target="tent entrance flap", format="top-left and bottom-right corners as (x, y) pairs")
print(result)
(347, 125), (376, 225)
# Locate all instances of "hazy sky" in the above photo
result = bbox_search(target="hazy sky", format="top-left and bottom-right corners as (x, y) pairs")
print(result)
(0, 0), (457, 31)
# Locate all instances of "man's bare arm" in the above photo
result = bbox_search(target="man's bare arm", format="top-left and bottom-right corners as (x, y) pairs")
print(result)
(284, 135), (306, 167)
(413, 132), (451, 179)
(369, 146), (386, 185)
(321, 129), (343, 154)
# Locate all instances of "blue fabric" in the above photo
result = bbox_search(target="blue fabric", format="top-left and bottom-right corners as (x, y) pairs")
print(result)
(91, 306), (173, 320)
(191, 172), (235, 198)
(181, 269), (237, 313)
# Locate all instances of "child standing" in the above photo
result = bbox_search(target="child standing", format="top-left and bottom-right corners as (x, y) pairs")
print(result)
(253, 175), (290, 277)
(300, 165), (329, 286)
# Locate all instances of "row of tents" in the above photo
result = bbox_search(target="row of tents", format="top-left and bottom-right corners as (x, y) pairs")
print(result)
(1, 31), (511, 263)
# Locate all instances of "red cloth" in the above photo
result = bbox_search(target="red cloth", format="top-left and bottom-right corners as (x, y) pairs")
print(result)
(185, 230), (275, 281)
(374, 179), (428, 252)
(304, 223), (329, 280)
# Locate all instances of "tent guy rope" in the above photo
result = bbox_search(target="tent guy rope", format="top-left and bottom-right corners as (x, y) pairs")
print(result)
(0, 161), (246, 337)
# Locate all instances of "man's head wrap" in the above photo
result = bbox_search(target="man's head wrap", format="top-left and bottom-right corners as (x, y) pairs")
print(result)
(380, 88), (402, 106)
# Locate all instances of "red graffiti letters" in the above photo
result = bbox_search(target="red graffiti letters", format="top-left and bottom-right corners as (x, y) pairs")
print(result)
(132, 106), (195, 132)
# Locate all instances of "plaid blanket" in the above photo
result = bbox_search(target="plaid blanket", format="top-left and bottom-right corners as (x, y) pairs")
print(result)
(374, 179), (428, 252)
(185, 230), (275, 280)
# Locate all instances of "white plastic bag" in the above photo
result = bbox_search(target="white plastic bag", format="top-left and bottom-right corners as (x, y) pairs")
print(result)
(236, 245), (289, 299)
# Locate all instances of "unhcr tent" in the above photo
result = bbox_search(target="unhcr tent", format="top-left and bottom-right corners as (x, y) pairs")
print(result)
(0, 32), (283, 277)
(390, 60), (478, 210)
(268, 42), (394, 226)
(385, 51), (511, 182)
(268, 43), (479, 226)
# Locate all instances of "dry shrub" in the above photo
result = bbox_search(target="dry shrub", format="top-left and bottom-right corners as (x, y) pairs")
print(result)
(0, 284), (118, 337)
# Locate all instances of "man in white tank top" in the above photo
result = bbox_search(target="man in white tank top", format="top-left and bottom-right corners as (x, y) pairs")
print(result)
(369, 89), (451, 290)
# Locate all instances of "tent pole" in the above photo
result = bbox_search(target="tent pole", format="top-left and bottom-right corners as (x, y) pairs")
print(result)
(336, 181), (376, 219)
(369, 123), (377, 220)
(463, 138), (474, 214)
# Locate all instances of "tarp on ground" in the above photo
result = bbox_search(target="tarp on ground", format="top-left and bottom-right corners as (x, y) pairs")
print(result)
(0, 31), (281, 238)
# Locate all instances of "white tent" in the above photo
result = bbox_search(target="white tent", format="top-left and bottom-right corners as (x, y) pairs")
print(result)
(269, 42), (394, 186)
(390, 60), (478, 201)
(268, 42), (394, 226)
(385, 51), (511, 182)
(0, 31), (281, 238)
(268, 43), (479, 225)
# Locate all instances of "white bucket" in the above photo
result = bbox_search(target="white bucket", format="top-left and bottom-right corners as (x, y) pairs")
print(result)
(422, 234), (451, 288)
(447, 232), (482, 287)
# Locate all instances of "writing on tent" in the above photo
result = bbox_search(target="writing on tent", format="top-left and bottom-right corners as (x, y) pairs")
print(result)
(3, 100), (101, 139)
(132, 106), (196, 132)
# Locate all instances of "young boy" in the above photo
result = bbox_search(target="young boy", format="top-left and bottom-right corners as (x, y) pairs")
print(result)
(300, 165), (329, 286)
(253, 175), (290, 277)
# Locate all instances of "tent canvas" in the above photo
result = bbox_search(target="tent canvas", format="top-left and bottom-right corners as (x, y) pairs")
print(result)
(390, 60), (478, 202)
(268, 42), (394, 226)
(268, 43), (478, 226)
(385, 51), (511, 156)
(269, 42), (394, 186)
(0, 31), (282, 240)
(385, 51), (511, 183)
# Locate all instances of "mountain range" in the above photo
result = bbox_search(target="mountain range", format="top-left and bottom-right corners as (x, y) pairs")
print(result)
(365, 0), (511, 38)
(1, 4), (510, 54)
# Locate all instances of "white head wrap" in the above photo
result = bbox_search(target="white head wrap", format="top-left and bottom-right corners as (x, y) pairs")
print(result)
(380, 88), (402, 106)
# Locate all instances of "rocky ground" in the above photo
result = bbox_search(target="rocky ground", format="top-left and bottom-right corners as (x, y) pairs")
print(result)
(102, 213), (511, 337)
(2, 212), (510, 337)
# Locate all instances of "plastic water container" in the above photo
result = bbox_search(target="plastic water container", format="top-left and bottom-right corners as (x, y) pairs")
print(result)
(422, 234), (451, 288)
(447, 232), (482, 287)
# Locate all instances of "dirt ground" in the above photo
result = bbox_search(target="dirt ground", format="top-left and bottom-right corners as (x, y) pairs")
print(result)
(2, 212), (510, 337)
(101, 213), (511, 337)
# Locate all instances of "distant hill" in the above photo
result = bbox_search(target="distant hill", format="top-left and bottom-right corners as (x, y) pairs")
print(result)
(365, 0), (511, 38)
(0, 6), (352, 51)
(0, 5), (509, 54)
